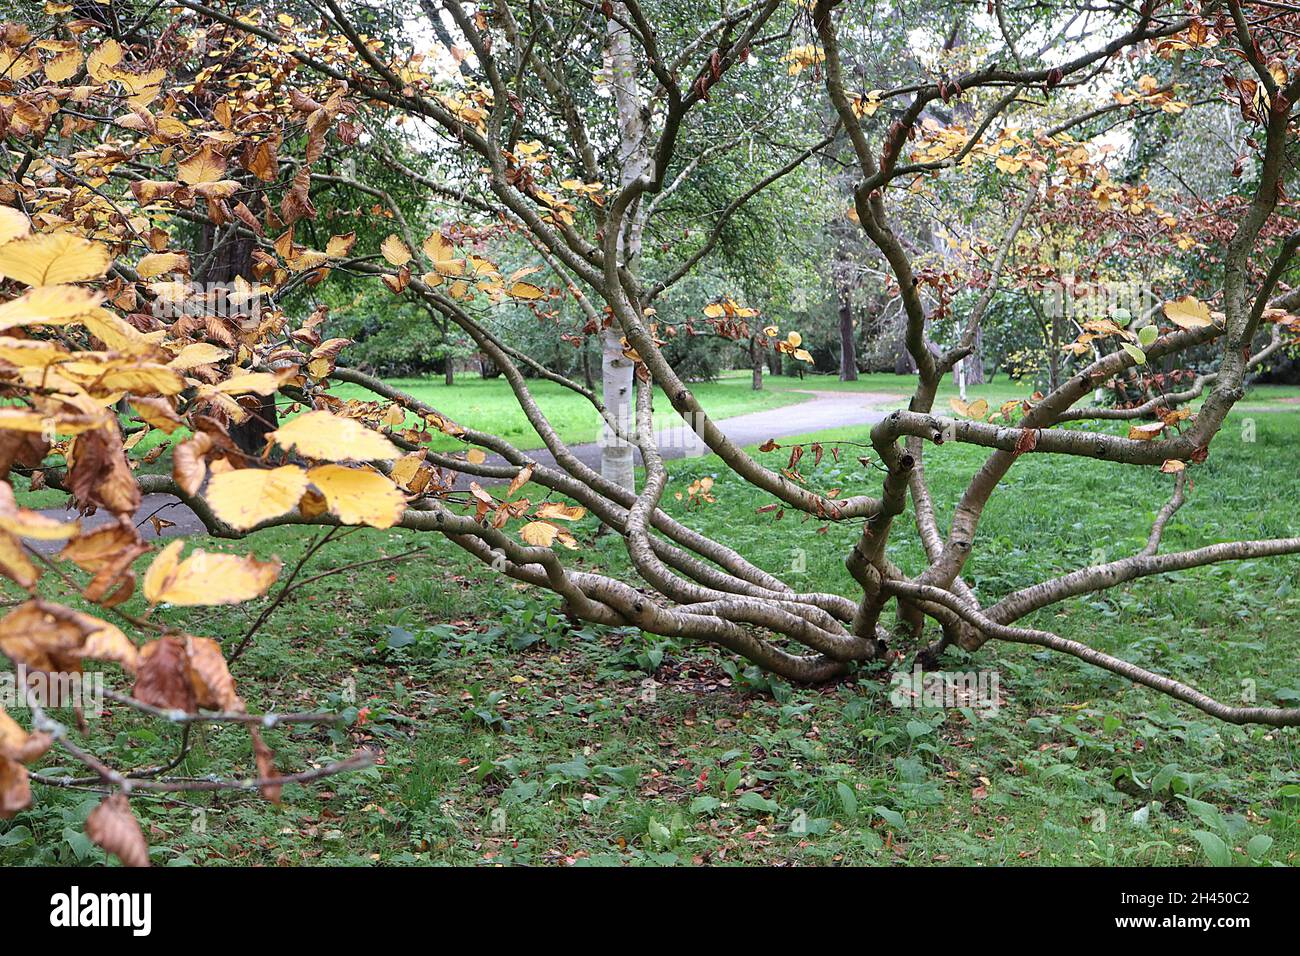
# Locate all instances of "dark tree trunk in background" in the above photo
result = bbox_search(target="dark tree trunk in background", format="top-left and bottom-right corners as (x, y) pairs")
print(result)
(440, 318), (454, 385)
(768, 348), (783, 377)
(838, 293), (858, 381)
(480, 354), (501, 378)
(749, 334), (763, 390)
(894, 345), (916, 375)
(582, 342), (595, 391)
(200, 222), (277, 455)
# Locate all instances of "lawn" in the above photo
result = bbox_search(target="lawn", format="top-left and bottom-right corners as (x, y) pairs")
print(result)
(726, 369), (1300, 412)
(3, 395), (1297, 867)
(327, 373), (810, 452)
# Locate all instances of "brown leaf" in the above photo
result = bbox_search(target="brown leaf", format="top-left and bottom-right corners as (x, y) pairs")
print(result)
(0, 430), (48, 480)
(65, 427), (140, 516)
(185, 636), (241, 711)
(508, 464), (534, 498)
(58, 517), (150, 603)
(173, 431), (214, 496)
(0, 756), (31, 819)
(132, 635), (196, 712)
(85, 793), (150, 867)
(1128, 421), (1166, 441)
(1012, 428), (1039, 458)
(129, 396), (184, 434)
(0, 599), (138, 675)
(281, 166), (316, 225)
(249, 726), (282, 805)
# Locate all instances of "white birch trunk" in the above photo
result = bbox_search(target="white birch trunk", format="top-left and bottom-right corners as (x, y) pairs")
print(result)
(600, 4), (650, 494)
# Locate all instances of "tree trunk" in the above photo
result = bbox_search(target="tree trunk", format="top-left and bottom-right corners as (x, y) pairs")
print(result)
(838, 294), (858, 381)
(894, 346), (916, 375)
(201, 222), (276, 454)
(582, 341), (595, 392)
(600, 4), (648, 496)
(441, 317), (454, 385)
(750, 334), (763, 390)
(961, 325), (986, 385)
(600, 329), (635, 489)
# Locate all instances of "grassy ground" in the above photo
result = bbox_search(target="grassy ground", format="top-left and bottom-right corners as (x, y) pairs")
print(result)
(327, 374), (809, 453)
(3, 398), (1299, 867)
(731, 369), (1300, 413)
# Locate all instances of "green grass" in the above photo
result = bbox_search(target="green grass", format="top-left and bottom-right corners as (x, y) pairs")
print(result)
(327, 374), (809, 452)
(725, 369), (1300, 413)
(2, 398), (1299, 866)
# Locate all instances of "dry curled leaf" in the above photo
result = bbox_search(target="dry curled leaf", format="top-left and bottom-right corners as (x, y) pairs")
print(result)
(173, 431), (214, 496)
(249, 726), (282, 804)
(85, 793), (150, 867)
(0, 599), (138, 675)
(133, 634), (196, 712)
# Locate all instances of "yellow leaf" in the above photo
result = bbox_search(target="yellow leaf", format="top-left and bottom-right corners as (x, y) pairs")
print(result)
(536, 502), (586, 522)
(0, 285), (103, 331)
(78, 308), (154, 355)
(270, 411), (399, 461)
(0, 234), (111, 287)
(0, 482), (77, 541)
(466, 448), (486, 465)
(44, 48), (82, 82)
(967, 399), (989, 420)
(307, 465), (406, 528)
(60, 359), (184, 396)
(0, 337), (68, 368)
(177, 145), (227, 185)
(380, 234), (412, 266)
(508, 281), (545, 300)
(136, 251), (189, 279)
(0, 207), (31, 245)
(142, 540), (280, 606)
(389, 453), (431, 493)
(168, 342), (230, 369)
(325, 232), (356, 258)
(421, 231), (455, 263)
(213, 371), (288, 395)
(86, 38), (123, 82)
(1128, 421), (1166, 441)
(0, 408), (109, 435)
(1163, 296), (1212, 329)
(205, 466), (309, 531)
(520, 521), (559, 547)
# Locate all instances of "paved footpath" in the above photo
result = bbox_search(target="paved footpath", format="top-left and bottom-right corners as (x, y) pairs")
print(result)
(35, 388), (904, 545)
